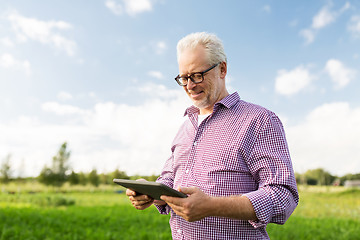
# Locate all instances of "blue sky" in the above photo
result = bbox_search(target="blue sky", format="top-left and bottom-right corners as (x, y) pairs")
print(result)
(1, 0), (359, 177)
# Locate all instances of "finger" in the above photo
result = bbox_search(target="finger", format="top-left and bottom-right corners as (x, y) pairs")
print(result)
(160, 195), (183, 205)
(131, 198), (154, 208)
(132, 194), (151, 201)
(126, 189), (137, 196)
(129, 197), (147, 205)
(179, 186), (197, 195)
(129, 195), (152, 204)
(132, 199), (153, 206)
(133, 201), (151, 210)
(166, 202), (183, 213)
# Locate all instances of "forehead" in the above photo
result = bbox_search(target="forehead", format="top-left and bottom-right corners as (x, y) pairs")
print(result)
(178, 45), (209, 74)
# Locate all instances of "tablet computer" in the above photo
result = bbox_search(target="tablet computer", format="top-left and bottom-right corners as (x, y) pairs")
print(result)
(113, 179), (187, 200)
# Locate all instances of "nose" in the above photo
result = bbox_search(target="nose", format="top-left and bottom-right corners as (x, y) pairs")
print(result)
(186, 78), (196, 90)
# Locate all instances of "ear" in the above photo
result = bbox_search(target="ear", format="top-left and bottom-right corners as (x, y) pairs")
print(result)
(220, 61), (227, 80)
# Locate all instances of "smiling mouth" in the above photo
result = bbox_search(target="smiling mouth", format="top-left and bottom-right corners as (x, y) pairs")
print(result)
(190, 91), (204, 99)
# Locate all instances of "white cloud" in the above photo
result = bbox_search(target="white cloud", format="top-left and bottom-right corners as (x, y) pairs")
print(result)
(148, 70), (164, 79)
(0, 84), (190, 177)
(287, 102), (360, 175)
(154, 40), (167, 54)
(300, 2), (350, 44)
(348, 15), (360, 38)
(275, 65), (314, 96)
(0, 37), (15, 47)
(0, 53), (31, 76)
(289, 19), (299, 27)
(124, 0), (152, 16)
(299, 29), (316, 45)
(42, 102), (88, 115)
(57, 91), (73, 101)
(325, 59), (356, 89)
(262, 5), (271, 13)
(105, 0), (153, 16)
(7, 11), (77, 56)
(138, 83), (186, 100)
(105, 0), (123, 15)
(311, 5), (336, 29)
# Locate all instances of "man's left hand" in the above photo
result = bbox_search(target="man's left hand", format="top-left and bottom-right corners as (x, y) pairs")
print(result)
(160, 186), (213, 222)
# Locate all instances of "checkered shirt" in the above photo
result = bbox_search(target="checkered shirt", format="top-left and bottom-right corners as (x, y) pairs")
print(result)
(156, 92), (299, 240)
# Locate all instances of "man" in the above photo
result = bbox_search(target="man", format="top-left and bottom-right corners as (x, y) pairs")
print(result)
(127, 32), (299, 239)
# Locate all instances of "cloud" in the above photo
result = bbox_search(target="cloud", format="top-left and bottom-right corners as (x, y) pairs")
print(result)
(348, 15), (360, 38)
(105, 0), (123, 15)
(105, 0), (153, 16)
(41, 102), (89, 115)
(153, 40), (167, 54)
(275, 65), (314, 96)
(6, 11), (77, 56)
(138, 83), (185, 99)
(262, 5), (271, 13)
(287, 102), (360, 175)
(0, 53), (31, 76)
(0, 84), (190, 177)
(311, 5), (336, 29)
(57, 91), (73, 101)
(325, 59), (356, 89)
(0, 37), (15, 47)
(289, 19), (299, 27)
(148, 70), (164, 80)
(299, 29), (316, 45)
(124, 0), (152, 16)
(299, 2), (350, 44)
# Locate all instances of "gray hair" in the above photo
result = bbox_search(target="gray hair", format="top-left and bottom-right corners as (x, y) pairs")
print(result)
(177, 32), (227, 65)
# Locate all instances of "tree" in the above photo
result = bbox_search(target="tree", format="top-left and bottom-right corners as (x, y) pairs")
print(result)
(52, 142), (70, 177)
(340, 173), (360, 185)
(88, 169), (100, 187)
(68, 170), (80, 185)
(303, 168), (335, 186)
(78, 172), (88, 185)
(0, 154), (12, 183)
(112, 169), (129, 180)
(38, 142), (71, 187)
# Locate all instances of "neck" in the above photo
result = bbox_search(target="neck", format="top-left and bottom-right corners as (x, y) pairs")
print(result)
(199, 90), (229, 115)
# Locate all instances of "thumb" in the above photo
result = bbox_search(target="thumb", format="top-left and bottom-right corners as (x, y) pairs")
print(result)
(178, 186), (197, 195)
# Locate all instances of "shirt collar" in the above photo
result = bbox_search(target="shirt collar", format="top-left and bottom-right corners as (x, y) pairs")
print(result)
(184, 92), (240, 117)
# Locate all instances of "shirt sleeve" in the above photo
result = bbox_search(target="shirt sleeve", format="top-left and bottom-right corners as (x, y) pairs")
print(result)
(243, 112), (299, 228)
(155, 153), (175, 215)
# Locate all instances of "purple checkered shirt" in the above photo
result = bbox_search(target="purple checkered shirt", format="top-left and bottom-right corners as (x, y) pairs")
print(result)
(156, 92), (299, 239)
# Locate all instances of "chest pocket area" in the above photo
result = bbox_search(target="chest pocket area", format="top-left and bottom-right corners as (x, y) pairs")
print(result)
(193, 143), (253, 196)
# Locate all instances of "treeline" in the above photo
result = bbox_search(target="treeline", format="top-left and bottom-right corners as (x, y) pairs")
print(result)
(295, 168), (360, 186)
(1, 142), (360, 187)
(1, 142), (159, 187)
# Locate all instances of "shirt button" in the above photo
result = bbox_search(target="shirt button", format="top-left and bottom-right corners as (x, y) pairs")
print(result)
(185, 169), (189, 174)
(193, 141), (197, 146)
(177, 229), (182, 234)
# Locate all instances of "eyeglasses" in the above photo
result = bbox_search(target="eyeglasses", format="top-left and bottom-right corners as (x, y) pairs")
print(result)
(174, 63), (220, 86)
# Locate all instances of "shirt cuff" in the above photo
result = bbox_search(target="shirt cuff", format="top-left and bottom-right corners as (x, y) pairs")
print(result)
(154, 203), (171, 215)
(243, 189), (273, 228)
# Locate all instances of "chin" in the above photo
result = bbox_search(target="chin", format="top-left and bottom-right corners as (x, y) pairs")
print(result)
(193, 100), (210, 110)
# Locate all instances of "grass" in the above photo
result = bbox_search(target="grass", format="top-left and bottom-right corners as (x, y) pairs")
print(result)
(1, 184), (360, 239)
(0, 191), (171, 240)
(267, 186), (360, 240)
(0, 204), (171, 240)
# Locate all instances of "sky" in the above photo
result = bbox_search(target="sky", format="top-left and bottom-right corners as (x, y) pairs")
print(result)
(1, 0), (360, 178)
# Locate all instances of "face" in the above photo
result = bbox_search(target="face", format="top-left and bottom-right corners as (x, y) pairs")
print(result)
(178, 45), (228, 114)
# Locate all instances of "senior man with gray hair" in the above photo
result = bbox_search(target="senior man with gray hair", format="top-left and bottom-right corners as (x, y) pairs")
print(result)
(127, 32), (299, 239)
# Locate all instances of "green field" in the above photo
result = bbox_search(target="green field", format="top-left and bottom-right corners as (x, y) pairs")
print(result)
(1, 183), (359, 239)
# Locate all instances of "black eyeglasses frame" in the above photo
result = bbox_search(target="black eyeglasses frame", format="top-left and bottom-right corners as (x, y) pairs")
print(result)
(174, 62), (220, 86)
